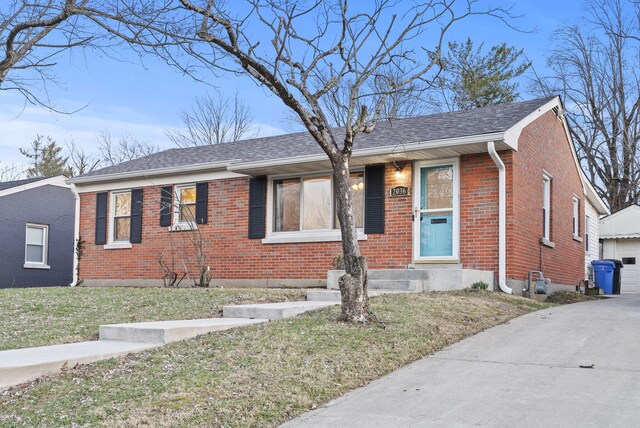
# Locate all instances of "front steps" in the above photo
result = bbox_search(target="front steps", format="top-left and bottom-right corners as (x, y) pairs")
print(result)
(327, 266), (494, 292)
(222, 301), (338, 320)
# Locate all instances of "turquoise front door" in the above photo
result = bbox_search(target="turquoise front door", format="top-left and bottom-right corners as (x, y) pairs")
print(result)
(418, 165), (454, 258)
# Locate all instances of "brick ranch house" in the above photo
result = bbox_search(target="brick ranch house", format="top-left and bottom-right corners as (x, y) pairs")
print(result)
(68, 96), (608, 294)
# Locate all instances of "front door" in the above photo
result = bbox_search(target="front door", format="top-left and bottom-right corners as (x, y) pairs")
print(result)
(414, 160), (459, 261)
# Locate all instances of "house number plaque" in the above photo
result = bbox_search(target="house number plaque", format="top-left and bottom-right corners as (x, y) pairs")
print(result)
(390, 186), (410, 198)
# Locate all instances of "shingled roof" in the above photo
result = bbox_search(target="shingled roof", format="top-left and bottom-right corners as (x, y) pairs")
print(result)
(78, 96), (556, 180)
(0, 176), (49, 191)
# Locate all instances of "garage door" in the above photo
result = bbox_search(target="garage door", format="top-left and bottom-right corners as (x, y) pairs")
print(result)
(617, 239), (640, 293)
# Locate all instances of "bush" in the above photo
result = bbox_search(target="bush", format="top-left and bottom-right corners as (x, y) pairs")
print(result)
(471, 281), (489, 290)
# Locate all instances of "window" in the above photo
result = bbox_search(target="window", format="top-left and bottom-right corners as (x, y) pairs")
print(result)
(542, 173), (552, 240)
(572, 196), (580, 236)
(25, 224), (49, 268)
(111, 191), (131, 242)
(174, 184), (197, 225)
(585, 215), (591, 252)
(273, 172), (364, 233)
(622, 257), (636, 265)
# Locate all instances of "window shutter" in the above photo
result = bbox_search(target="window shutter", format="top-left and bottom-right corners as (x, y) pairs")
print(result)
(130, 188), (144, 243)
(95, 192), (108, 245)
(364, 165), (385, 234)
(195, 182), (209, 224)
(160, 186), (173, 227)
(248, 176), (267, 239)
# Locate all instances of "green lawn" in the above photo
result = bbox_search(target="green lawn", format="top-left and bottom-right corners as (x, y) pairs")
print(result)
(0, 287), (305, 350)
(0, 289), (550, 427)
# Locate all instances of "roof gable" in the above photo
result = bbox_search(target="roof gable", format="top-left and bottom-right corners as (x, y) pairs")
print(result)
(0, 176), (70, 198)
(600, 205), (640, 238)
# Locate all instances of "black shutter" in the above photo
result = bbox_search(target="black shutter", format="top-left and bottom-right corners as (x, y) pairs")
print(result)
(95, 192), (108, 245)
(130, 188), (143, 243)
(160, 186), (173, 227)
(195, 182), (209, 224)
(248, 176), (267, 239)
(364, 164), (385, 234)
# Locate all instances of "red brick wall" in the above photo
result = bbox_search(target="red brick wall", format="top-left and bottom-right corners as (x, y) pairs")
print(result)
(77, 112), (585, 285)
(509, 110), (585, 285)
(459, 152), (511, 272)
(78, 163), (415, 281)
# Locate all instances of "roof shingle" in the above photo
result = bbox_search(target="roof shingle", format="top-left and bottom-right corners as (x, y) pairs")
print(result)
(81, 97), (555, 178)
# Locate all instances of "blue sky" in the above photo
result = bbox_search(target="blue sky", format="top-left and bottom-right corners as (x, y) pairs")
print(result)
(0, 0), (584, 165)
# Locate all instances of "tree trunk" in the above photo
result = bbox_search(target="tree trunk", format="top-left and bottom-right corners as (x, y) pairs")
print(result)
(333, 156), (369, 322)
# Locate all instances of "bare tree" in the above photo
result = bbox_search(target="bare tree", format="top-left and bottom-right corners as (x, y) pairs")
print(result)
(112, 0), (514, 322)
(0, 161), (24, 181)
(66, 140), (100, 176)
(534, 0), (640, 212)
(0, 0), (94, 109)
(166, 91), (257, 147)
(96, 131), (161, 166)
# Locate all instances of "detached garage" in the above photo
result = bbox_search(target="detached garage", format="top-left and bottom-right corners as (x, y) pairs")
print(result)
(601, 205), (640, 294)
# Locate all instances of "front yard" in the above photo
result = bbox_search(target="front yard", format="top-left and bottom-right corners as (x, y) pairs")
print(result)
(0, 287), (550, 427)
(0, 287), (305, 350)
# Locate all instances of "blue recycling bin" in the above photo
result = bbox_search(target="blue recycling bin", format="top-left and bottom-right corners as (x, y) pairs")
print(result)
(592, 260), (615, 295)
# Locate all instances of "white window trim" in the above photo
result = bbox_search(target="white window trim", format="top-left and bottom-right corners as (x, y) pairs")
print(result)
(412, 158), (460, 262)
(263, 170), (366, 244)
(106, 189), (133, 249)
(585, 215), (591, 252)
(572, 194), (582, 241)
(543, 171), (552, 242)
(24, 223), (50, 269)
(170, 184), (198, 231)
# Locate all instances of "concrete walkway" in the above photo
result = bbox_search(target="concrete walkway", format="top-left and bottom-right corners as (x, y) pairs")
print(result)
(283, 296), (640, 428)
(1, 298), (341, 390)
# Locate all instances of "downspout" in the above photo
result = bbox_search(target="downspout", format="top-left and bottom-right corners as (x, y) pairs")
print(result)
(488, 141), (513, 294)
(69, 183), (80, 287)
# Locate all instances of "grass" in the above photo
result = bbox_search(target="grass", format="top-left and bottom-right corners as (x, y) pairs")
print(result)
(0, 289), (551, 427)
(544, 290), (598, 304)
(0, 287), (305, 350)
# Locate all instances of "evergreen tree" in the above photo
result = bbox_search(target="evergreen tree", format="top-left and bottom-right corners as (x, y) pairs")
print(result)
(429, 38), (531, 112)
(19, 135), (71, 178)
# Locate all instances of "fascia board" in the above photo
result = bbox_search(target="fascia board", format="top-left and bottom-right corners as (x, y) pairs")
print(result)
(503, 97), (561, 150)
(66, 161), (236, 185)
(0, 175), (69, 198)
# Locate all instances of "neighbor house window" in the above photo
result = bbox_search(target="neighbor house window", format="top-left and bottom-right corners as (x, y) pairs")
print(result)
(572, 196), (580, 237)
(174, 184), (197, 225)
(585, 215), (591, 252)
(542, 173), (552, 240)
(111, 191), (131, 242)
(25, 223), (49, 267)
(273, 172), (364, 232)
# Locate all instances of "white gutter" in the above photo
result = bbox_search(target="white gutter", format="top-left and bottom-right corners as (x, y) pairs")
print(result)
(70, 183), (80, 287)
(487, 141), (512, 294)
(227, 132), (507, 172)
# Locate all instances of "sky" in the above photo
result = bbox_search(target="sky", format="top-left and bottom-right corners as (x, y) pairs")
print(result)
(0, 0), (585, 166)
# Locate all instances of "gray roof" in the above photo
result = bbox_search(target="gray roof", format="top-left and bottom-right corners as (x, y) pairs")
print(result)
(0, 176), (49, 191)
(81, 97), (555, 178)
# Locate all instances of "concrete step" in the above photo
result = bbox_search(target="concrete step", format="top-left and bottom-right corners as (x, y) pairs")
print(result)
(368, 279), (416, 291)
(0, 340), (158, 390)
(99, 318), (268, 344)
(223, 301), (338, 320)
(306, 289), (414, 302)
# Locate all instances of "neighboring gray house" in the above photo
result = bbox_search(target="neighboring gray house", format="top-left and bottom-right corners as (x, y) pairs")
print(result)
(0, 176), (76, 288)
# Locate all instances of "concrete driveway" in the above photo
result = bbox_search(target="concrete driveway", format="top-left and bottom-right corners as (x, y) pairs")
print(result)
(283, 296), (640, 427)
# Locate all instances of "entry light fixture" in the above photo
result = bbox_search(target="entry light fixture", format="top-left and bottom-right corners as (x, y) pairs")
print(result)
(394, 160), (403, 177)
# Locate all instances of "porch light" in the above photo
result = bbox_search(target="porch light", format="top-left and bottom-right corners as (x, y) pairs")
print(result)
(394, 161), (403, 177)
